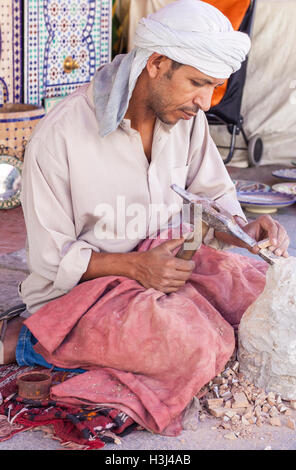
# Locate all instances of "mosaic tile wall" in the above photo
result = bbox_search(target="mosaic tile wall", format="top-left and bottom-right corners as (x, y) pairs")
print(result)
(24, 0), (112, 106)
(0, 0), (23, 105)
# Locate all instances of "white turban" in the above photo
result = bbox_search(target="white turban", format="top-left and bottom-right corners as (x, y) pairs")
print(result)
(133, 0), (251, 79)
(94, 0), (251, 136)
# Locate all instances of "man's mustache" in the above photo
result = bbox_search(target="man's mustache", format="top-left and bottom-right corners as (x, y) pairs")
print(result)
(180, 106), (200, 114)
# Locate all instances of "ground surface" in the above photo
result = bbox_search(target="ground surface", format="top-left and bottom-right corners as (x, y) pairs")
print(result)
(0, 164), (295, 451)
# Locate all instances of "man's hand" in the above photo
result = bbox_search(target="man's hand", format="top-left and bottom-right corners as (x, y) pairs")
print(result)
(241, 215), (289, 257)
(215, 214), (290, 258)
(133, 238), (195, 293)
(80, 237), (195, 294)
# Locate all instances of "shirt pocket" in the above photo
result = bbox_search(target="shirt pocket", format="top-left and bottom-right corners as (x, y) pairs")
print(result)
(170, 165), (189, 189)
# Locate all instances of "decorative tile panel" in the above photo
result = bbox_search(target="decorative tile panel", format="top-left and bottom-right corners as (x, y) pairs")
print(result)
(24, 0), (112, 106)
(0, 0), (23, 105)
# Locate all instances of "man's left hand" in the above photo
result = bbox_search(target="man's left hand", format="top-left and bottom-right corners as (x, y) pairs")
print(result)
(240, 215), (289, 258)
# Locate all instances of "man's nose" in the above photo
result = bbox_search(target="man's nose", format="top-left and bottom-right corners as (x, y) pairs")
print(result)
(193, 88), (214, 112)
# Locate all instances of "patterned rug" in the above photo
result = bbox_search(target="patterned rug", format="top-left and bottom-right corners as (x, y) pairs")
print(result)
(0, 364), (138, 450)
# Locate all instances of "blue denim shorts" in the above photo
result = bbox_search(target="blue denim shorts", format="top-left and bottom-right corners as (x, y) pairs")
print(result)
(16, 325), (85, 373)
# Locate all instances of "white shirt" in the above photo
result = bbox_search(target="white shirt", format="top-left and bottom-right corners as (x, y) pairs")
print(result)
(19, 81), (245, 314)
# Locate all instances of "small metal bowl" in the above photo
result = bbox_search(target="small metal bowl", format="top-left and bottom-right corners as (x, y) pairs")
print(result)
(17, 370), (52, 400)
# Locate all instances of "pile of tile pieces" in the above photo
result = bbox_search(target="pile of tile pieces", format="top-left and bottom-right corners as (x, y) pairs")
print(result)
(198, 355), (296, 440)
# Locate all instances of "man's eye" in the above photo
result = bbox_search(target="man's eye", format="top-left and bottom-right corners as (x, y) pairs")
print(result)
(191, 80), (203, 87)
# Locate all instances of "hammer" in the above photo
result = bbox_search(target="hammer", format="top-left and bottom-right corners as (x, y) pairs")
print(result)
(175, 202), (208, 260)
(171, 184), (282, 265)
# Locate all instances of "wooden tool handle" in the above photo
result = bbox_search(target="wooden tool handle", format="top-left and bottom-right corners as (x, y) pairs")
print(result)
(175, 234), (198, 260)
(176, 220), (209, 260)
(176, 249), (198, 260)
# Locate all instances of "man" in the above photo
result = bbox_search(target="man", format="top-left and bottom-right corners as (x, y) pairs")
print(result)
(1, 0), (289, 434)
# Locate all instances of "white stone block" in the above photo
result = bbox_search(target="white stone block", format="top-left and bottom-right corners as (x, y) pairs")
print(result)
(238, 257), (296, 400)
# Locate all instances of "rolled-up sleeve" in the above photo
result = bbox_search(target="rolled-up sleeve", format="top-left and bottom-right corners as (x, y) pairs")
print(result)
(53, 239), (92, 291)
(21, 137), (94, 293)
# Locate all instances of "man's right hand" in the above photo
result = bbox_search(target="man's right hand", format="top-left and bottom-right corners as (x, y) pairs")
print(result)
(80, 237), (195, 293)
(132, 238), (195, 293)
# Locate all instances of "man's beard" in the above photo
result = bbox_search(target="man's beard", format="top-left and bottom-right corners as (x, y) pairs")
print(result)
(148, 92), (199, 125)
(154, 106), (199, 125)
(153, 109), (177, 125)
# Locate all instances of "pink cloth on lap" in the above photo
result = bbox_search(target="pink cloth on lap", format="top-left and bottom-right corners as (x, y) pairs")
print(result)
(24, 235), (267, 436)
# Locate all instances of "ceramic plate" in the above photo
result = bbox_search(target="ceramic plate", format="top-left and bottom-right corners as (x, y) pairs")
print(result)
(272, 168), (296, 181)
(237, 190), (296, 214)
(232, 179), (270, 192)
(272, 182), (296, 196)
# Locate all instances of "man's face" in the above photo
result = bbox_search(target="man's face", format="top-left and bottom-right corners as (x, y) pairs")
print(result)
(147, 59), (226, 125)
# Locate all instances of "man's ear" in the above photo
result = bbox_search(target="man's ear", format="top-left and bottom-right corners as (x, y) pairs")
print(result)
(146, 53), (170, 78)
